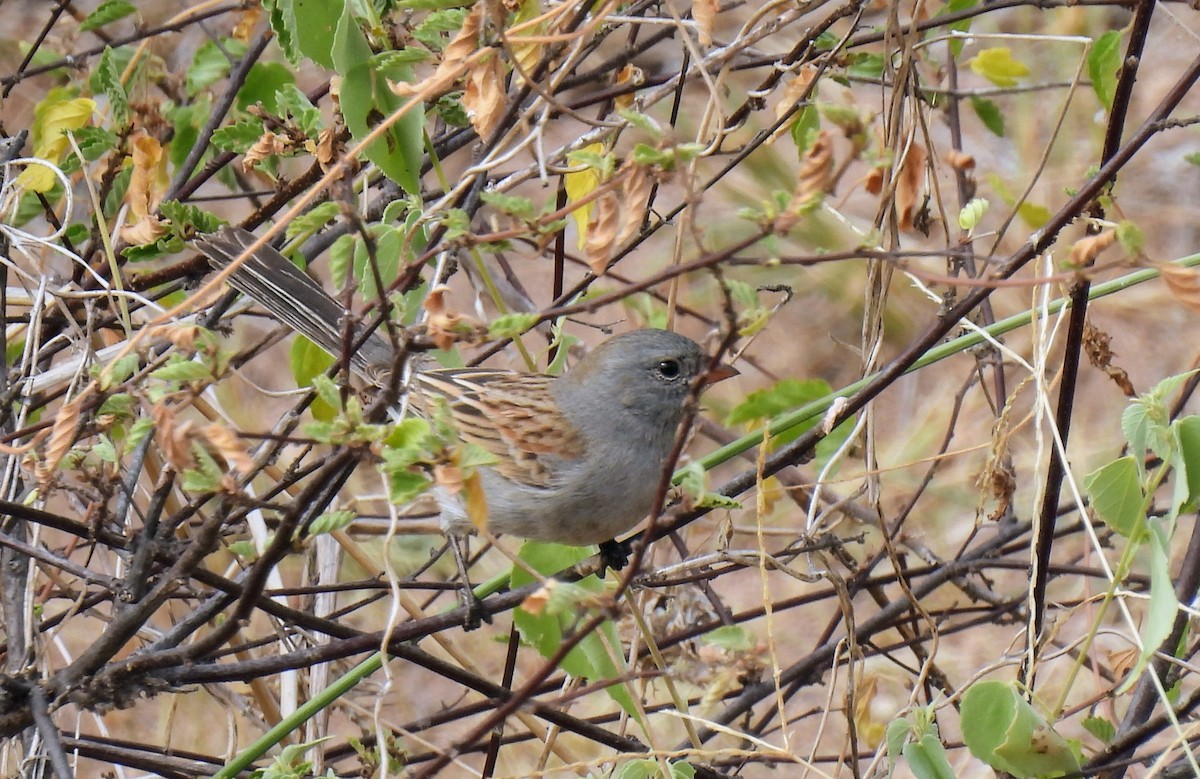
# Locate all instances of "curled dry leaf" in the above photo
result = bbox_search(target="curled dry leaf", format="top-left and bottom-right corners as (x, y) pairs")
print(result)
(121, 133), (169, 244)
(1068, 230), (1117, 267)
(777, 130), (832, 231)
(464, 52), (506, 140)
(232, 7), (262, 42)
(776, 65), (818, 120)
(584, 190), (621, 275)
(1082, 321), (1136, 397)
(945, 149), (976, 171)
(152, 402), (196, 473)
(864, 165), (885, 195)
(36, 392), (86, 485)
(613, 64), (644, 111)
(618, 162), (651, 246)
(391, 4), (483, 100)
(796, 130), (834, 205)
(316, 127), (340, 169)
(1156, 262), (1200, 315)
(520, 580), (556, 616)
(423, 286), (485, 351)
(693, 0), (718, 46)
(243, 130), (292, 173)
(201, 423), (255, 476)
(894, 142), (927, 232)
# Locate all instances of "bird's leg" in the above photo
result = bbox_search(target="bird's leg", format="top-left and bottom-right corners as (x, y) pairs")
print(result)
(599, 538), (633, 574)
(448, 531), (491, 630)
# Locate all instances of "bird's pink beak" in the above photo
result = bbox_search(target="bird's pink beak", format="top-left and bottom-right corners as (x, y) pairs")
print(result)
(702, 362), (739, 386)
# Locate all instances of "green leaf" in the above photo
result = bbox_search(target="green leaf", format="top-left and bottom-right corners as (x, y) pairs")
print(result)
(1082, 715), (1116, 743)
(80, 0), (137, 31)
(98, 393), (134, 419)
(1185, 152), (1200, 167)
(789, 103), (821, 158)
(72, 126), (118, 162)
(286, 202), (340, 242)
(290, 336), (337, 421)
(1088, 30), (1122, 109)
(353, 225), (404, 300)
(127, 417), (154, 448)
(413, 8), (468, 50)
(150, 358), (213, 383)
(308, 509), (357, 536)
(292, 0), (340, 68)
(480, 190), (536, 219)
(236, 61), (295, 113)
(1119, 525), (1180, 692)
(702, 625), (754, 651)
(1083, 456), (1143, 537)
(512, 542), (641, 721)
(274, 83), (322, 134)
(1116, 220), (1144, 256)
(1016, 201), (1052, 229)
(845, 52), (886, 79)
(1173, 416), (1200, 510)
(728, 378), (832, 426)
(969, 47), (1030, 87)
(969, 96), (1005, 136)
(186, 39), (246, 95)
(96, 47), (130, 126)
(99, 353), (140, 389)
(957, 197), (989, 231)
(182, 444), (223, 492)
(211, 118), (266, 153)
(903, 733), (956, 779)
(384, 467), (431, 504)
(488, 312), (540, 338)
(961, 680), (1081, 778)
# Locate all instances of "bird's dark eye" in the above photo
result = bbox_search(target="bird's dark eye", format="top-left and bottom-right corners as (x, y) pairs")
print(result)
(657, 359), (682, 379)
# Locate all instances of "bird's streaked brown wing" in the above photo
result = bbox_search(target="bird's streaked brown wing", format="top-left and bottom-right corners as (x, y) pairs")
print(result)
(414, 369), (584, 488)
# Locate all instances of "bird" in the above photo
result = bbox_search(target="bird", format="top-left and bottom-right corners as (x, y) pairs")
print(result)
(195, 226), (737, 623)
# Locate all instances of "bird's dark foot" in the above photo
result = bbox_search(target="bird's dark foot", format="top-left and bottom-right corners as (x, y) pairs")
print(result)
(599, 538), (633, 574)
(458, 585), (492, 631)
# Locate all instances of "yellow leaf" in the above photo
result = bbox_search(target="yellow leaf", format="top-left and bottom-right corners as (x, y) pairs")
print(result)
(969, 47), (1030, 87)
(565, 143), (605, 249)
(16, 95), (95, 192)
(509, 0), (545, 77)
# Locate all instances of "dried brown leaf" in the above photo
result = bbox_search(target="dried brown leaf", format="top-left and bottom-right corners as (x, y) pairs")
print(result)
(618, 163), (651, 246)
(37, 393), (86, 484)
(1069, 230), (1116, 267)
(242, 130), (291, 173)
(795, 130), (834, 204)
(584, 190), (621, 275)
(693, 0), (718, 46)
(1157, 262), (1200, 315)
(316, 127), (340, 169)
(895, 142), (927, 232)
(864, 165), (885, 195)
(1082, 322), (1136, 396)
(125, 133), (167, 221)
(424, 286), (485, 350)
(464, 52), (506, 140)
(614, 64), (644, 111)
(391, 4), (482, 99)
(201, 423), (255, 476)
(232, 8), (262, 42)
(945, 149), (976, 171)
(776, 65), (818, 120)
(153, 403), (195, 473)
